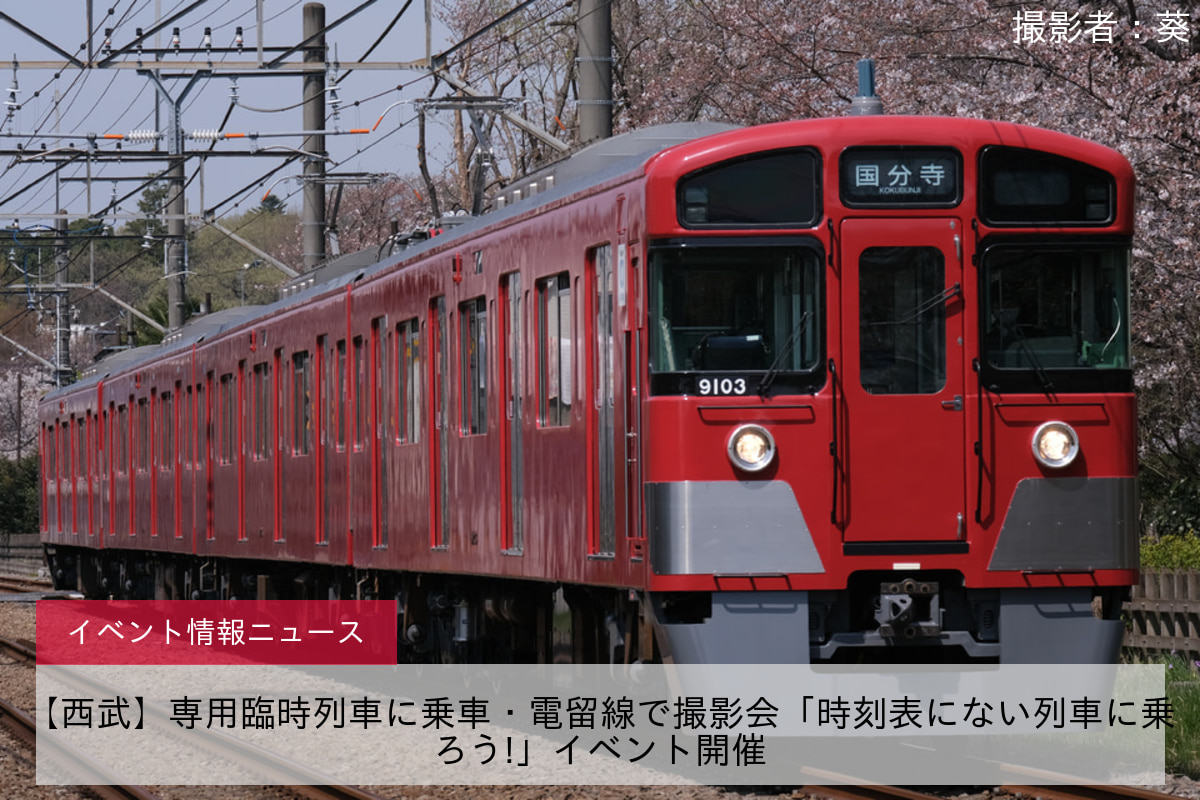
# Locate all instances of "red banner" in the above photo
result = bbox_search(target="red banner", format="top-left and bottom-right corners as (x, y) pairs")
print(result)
(37, 600), (398, 665)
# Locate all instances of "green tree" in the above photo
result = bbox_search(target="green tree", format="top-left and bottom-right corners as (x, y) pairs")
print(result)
(0, 454), (39, 537)
(258, 194), (286, 215)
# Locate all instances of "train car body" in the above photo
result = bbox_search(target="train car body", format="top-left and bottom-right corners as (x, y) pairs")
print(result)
(40, 116), (1137, 664)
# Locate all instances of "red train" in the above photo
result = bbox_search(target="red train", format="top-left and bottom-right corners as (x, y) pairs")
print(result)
(40, 116), (1138, 664)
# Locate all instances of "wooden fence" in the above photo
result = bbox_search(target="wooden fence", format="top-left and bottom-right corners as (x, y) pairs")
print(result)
(1126, 568), (1200, 657)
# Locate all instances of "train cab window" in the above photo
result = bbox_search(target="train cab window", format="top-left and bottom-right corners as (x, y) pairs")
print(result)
(982, 244), (1131, 391)
(648, 240), (823, 396)
(859, 246), (947, 395)
(537, 273), (572, 426)
(396, 318), (420, 443)
(979, 147), (1115, 225)
(460, 296), (488, 435)
(677, 149), (820, 228)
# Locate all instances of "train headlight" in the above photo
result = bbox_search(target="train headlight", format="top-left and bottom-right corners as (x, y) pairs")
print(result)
(727, 424), (776, 473)
(1032, 421), (1079, 469)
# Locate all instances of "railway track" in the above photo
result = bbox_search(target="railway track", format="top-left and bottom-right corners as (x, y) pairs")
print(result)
(998, 788), (1183, 800)
(0, 577), (53, 594)
(0, 633), (36, 663)
(40, 663), (393, 800)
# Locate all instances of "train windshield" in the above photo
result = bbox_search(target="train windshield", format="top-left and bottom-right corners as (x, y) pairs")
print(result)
(648, 240), (823, 396)
(982, 244), (1130, 378)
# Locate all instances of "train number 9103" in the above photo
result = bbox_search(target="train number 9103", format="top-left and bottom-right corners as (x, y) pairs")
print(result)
(697, 377), (748, 396)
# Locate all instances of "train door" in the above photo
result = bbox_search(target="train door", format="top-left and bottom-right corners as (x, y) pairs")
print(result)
(589, 244), (617, 555)
(839, 218), (967, 543)
(429, 296), (450, 549)
(624, 251), (644, 553)
(501, 273), (523, 552)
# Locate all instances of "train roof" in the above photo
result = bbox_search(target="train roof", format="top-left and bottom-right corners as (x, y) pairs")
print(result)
(49, 116), (1131, 403)
(56, 121), (737, 398)
(279, 121), (738, 296)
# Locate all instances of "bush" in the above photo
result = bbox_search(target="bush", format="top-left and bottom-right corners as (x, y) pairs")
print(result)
(1140, 533), (1200, 569)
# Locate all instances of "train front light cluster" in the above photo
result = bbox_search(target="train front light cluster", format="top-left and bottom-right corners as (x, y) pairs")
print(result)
(1032, 421), (1079, 469)
(727, 424), (776, 473)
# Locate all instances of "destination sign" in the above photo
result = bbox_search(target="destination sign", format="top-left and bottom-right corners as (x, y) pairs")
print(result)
(840, 147), (961, 207)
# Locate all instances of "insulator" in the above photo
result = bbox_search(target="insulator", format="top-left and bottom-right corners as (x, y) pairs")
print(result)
(189, 129), (220, 141)
(126, 129), (160, 142)
(171, 27), (181, 50)
(202, 27), (212, 49)
(235, 26), (244, 50)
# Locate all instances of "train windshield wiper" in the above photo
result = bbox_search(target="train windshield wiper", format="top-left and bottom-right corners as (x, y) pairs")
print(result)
(993, 311), (1055, 396)
(757, 311), (810, 398)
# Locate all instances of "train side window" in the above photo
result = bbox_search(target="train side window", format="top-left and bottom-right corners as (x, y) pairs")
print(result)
(159, 392), (173, 470)
(137, 398), (149, 473)
(858, 246), (946, 395)
(396, 318), (421, 444)
(459, 296), (488, 435)
(353, 337), (366, 450)
(116, 405), (128, 475)
(183, 386), (193, 468)
(77, 416), (87, 480)
(251, 362), (271, 460)
(218, 373), (234, 465)
(537, 273), (572, 427)
(335, 339), (347, 451)
(292, 351), (312, 456)
(44, 423), (55, 483)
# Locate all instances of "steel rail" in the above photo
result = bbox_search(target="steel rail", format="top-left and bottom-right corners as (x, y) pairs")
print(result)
(0, 633), (36, 663)
(47, 664), (391, 800)
(1000, 787), (1180, 800)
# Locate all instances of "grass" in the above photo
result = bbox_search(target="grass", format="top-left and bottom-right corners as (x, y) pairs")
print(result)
(1135, 651), (1200, 777)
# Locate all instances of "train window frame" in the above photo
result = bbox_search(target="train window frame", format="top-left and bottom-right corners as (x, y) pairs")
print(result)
(978, 237), (1133, 394)
(395, 317), (421, 444)
(537, 272), (572, 427)
(677, 148), (821, 229)
(647, 236), (826, 397)
(978, 146), (1116, 226)
(839, 146), (963, 209)
(459, 295), (488, 436)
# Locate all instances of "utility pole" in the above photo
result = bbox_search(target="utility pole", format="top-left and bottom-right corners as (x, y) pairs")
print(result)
(54, 212), (71, 386)
(303, 3), (327, 271)
(577, 0), (613, 142)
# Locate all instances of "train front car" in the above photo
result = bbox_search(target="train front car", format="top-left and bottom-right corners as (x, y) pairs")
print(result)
(637, 117), (1137, 664)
